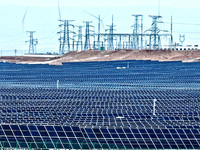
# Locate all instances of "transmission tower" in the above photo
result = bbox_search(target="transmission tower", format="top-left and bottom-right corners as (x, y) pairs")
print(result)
(93, 15), (105, 50)
(83, 21), (94, 50)
(146, 15), (162, 49)
(97, 15), (101, 50)
(83, 11), (106, 50)
(58, 20), (75, 55)
(170, 16), (173, 49)
(106, 15), (116, 50)
(25, 31), (38, 54)
(76, 26), (84, 51)
(132, 14), (143, 49)
(141, 15), (143, 49)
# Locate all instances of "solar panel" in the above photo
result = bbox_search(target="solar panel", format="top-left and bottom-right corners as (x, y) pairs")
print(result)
(0, 60), (200, 149)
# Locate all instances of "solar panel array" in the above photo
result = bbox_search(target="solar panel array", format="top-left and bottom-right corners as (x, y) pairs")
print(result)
(0, 60), (200, 149)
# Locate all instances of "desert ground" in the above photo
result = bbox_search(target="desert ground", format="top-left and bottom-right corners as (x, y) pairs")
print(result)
(1, 49), (200, 65)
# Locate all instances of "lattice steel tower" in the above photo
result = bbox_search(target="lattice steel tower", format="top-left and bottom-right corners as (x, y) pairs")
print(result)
(170, 16), (173, 49)
(25, 31), (38, 54)
(132, 14), (143, 49)
(58, 20), (75, 55)
(146, 15), (162, 49)
(76, 26), (84, 51)
(106, 15), (116, 50)
(83, 21), (94, 50)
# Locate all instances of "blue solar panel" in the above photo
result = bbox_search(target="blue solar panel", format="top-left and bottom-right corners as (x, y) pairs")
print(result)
(0, 60), (200, 149)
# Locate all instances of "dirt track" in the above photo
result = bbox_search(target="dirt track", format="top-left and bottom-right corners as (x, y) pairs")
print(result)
(1, 49), (200, 65)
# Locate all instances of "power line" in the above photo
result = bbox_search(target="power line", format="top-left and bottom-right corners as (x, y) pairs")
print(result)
(174, 31), (200, 34)
(164, 22), (200, 26)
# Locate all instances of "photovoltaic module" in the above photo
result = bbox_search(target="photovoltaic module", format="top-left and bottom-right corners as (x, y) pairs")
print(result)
(0, 60), (199, 149)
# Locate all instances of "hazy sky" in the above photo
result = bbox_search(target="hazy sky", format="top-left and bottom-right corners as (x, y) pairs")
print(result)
(0, 0), (200, 55)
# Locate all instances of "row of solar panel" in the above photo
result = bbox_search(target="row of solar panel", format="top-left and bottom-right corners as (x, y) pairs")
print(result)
(0, 124), (200, 149)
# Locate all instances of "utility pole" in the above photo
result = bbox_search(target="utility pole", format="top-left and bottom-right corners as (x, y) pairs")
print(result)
(25, 31), (38, 54)
(83, 21), (94, 50)
(58, 20), (75, 55)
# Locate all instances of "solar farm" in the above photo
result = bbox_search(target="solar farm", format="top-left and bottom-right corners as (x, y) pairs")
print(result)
(0, 60), (200, 149)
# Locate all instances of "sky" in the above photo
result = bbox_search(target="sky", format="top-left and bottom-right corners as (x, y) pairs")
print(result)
(0, 0), (200, 55)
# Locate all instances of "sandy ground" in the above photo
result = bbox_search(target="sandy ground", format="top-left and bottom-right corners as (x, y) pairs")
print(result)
(1, 49), (200, 65)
